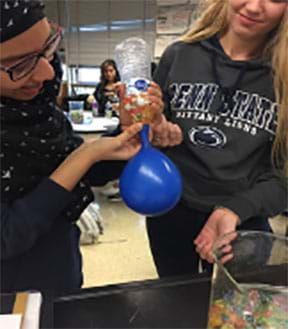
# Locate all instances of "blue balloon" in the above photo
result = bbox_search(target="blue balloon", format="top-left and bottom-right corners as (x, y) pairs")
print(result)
(120, 124), (182, 216)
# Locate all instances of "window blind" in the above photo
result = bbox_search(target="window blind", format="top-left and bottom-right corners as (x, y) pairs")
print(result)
(44, 0), (157, 67)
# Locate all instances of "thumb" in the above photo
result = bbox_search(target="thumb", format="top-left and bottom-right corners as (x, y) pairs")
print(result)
(152, 114), (166, 129)
(116, 123), (143, 145)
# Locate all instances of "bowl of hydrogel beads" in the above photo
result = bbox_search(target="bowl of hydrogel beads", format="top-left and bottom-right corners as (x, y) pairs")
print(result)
(208, 231), (288, 329)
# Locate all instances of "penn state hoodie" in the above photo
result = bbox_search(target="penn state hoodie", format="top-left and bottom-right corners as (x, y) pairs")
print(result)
(154, 37), (287, 221)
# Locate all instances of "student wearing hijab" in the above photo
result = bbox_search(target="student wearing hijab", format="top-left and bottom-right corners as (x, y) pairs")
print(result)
(146, 0), (288, 277)
(0, 0), (182, 293)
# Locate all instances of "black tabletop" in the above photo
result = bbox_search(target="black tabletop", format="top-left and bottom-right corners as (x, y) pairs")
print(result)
(50, 273), (211, 329)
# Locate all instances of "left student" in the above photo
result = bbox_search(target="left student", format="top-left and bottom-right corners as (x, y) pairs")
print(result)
(0, 0), (182, 293)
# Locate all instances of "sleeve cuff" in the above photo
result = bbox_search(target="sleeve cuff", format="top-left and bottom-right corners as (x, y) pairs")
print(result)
(221, 196), (257, 223)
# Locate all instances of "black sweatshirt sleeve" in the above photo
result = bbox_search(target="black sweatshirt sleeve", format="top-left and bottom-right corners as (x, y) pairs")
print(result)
(221, 171), (287, 221)
(1, 178), (73, 260)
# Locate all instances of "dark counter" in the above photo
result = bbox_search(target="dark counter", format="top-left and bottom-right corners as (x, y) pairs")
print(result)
(51, 273), (211, 328)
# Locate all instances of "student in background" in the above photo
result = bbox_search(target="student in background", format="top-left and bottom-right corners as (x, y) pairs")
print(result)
(93, 59), (121, 116)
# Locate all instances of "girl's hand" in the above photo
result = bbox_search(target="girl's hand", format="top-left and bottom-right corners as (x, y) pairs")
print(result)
(50, 123), (143, 192)
(150, 115), (183, 147)
(194, 208), (240, 263)
(85, 122), (143, 162)
(116, 81), (164, 129)
(116, 82), (182, 147)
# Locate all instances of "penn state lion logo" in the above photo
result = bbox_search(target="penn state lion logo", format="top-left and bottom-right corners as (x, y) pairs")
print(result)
(188, 126), (226, 148)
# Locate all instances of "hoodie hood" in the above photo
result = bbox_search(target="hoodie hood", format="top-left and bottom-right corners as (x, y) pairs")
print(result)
(200, 36), (271, 70)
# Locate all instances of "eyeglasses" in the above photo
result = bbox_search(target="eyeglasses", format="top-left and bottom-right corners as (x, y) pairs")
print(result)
(0, 22), (63, 82)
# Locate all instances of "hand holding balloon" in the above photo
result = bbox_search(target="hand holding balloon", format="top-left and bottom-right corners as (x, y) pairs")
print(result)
(120, 124), (182, 216)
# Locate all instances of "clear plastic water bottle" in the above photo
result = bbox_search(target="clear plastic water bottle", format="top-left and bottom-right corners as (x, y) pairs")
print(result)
(91, 99), (99, 117)
(115, 37), (154, 123)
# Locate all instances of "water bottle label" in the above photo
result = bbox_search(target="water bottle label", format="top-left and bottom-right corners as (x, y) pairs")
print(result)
(126, 78), (150, 95)
(123, 78), (154, 123)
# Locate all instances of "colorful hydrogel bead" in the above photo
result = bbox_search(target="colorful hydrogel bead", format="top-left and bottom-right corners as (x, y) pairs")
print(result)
(123, 93), (155, 124)
(208, 286), (288, 329)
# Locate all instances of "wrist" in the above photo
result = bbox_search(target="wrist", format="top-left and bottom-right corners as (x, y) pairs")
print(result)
(214, 206), (241, 225)
(73, 142), (98, 167)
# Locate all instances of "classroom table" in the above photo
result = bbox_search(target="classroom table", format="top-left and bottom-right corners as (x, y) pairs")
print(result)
(50, 273), (211, 328)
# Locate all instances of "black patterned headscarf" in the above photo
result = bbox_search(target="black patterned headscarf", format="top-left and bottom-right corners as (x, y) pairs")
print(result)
(0, 1), (94, 221)
(0, 0), (45, 43)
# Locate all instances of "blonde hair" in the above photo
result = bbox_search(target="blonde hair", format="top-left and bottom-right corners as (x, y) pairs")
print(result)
(181, 0), (288, 172)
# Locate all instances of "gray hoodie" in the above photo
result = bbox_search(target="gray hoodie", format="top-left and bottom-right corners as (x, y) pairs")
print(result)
(154, 37), (287, 222)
